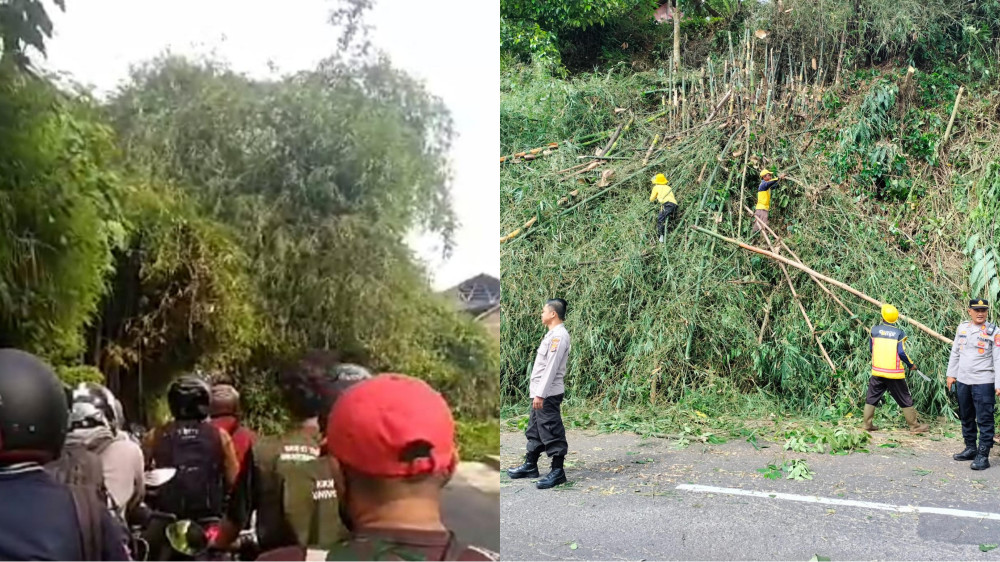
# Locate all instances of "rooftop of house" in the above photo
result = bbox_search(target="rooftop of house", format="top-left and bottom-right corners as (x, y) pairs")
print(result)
(443, 273), (500, 315)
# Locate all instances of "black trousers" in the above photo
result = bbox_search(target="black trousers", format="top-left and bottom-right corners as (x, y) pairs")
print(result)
(525, 394), (568, 459)
(865, 376), (914, 408)
(956, 381), (996, 450)
(656, 203), (678, 236)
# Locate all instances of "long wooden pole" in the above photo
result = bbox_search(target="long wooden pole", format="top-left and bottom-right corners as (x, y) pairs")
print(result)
(690, 225), (952, 344)
(742, 205), (862, 324)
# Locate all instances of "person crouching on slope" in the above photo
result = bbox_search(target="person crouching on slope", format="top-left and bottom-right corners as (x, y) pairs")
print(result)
(650, 173), (677, 243)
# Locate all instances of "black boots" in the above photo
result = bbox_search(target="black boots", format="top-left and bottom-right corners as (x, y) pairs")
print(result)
(509, 453), (567, 488)
(954, 444), (978, 461)
(507, 452), (540, 479)
(536, 456), (567, 489)
(972, 446), (991, 471)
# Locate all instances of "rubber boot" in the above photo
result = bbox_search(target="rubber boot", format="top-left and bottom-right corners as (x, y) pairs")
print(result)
(536, 455), (567, 489)
(507, 452), (540, 479)
(861, 404), (880, 432)
(971, 446), (991, 471)
(902, 407), (929, 434)
(954, 444), (978, 461)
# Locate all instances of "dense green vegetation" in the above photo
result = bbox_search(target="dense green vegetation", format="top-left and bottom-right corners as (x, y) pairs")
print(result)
(1, 0), (498, 453)
(501, 0), (1000, 429)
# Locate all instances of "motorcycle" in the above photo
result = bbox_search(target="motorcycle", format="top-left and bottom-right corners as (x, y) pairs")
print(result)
(128, 468), (179, 561)
(131, 468), (258, 561)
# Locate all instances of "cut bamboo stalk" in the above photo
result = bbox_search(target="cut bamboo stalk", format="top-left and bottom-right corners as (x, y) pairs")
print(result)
(942, 86), (964, 148)
(759, 228), (837, 372)
(689, 225), (952, 344)
(705, 89), (733, 123)
(597, 120), (627, 157)
(643, 134), (661, 166)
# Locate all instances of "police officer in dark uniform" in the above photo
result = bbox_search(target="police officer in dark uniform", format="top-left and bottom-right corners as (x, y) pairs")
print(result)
(507, 298), (572, 490)
(0, 348), (130, 561)
(946, 299), (1000, 470)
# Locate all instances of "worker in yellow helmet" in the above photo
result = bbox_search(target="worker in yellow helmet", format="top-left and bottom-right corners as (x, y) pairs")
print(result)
(649, 173), (678, 243)
(862, 304), (930, 434)
(752, 169), (786, 234)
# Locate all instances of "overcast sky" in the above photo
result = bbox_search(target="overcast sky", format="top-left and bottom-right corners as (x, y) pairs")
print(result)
(42, 0), (499, 291)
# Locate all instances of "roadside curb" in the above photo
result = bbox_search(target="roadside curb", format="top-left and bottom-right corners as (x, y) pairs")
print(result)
(483, 455), (501, 471)
(455, 461), (500, 495)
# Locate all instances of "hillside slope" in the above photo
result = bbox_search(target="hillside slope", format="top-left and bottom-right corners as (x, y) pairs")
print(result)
(500, 6), (1000, 419)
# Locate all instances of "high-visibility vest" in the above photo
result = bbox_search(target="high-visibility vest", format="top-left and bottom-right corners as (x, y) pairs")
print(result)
(756, 181), (773, 210)
(870, 323), (908, 379)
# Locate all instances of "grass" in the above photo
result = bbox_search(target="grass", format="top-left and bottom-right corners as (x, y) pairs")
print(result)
(456, 419), (500, 461)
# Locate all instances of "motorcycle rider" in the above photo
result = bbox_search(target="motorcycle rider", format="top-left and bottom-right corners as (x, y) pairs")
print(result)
(0, 348), (130, 561)
(67, 382), (146, 517)
(252, 350), (372, 552)
(256, 374), (499, 561)
(209, 383), (258, 556)
(144, 375), (240, 526)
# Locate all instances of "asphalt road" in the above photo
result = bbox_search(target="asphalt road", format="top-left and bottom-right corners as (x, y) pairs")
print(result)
(443, 471), (500, 553)
(501, 427), (1000, 560)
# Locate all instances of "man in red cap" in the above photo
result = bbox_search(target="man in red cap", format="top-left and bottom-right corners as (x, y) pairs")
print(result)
(255, 374), (499, 561)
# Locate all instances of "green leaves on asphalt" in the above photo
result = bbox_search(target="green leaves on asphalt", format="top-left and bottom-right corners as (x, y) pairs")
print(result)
(759, 459), (814, 481)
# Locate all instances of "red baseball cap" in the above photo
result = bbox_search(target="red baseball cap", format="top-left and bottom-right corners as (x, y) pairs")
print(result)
(326, 373), (457, 478)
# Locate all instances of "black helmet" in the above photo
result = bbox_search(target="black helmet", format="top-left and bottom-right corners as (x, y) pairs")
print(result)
(167, 375), (211, 421)
(70, 382), (122, 434)
(0, 349), (70, 463)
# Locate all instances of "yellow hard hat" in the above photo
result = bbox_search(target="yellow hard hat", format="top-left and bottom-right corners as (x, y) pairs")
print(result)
(881, 303), (899, 323)
(652, 173), (668, 185)
(760, 169), (773, 177)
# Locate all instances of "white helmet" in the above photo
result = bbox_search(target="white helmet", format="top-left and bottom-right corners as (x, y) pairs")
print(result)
(70, 382), (123, 434)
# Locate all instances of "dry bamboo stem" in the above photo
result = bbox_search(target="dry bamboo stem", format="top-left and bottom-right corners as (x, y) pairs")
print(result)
(597, 121), (627, 157)
(760, 228), (837, 372)
(705, 89), (733, 123)
(643, 134), (661, 166)
(738, 136), (750, 233)
(942, 86), (964, 148)
(742, 205), (860, 323)
(834, 28), (846, 86)
(689, 225), (952, 344)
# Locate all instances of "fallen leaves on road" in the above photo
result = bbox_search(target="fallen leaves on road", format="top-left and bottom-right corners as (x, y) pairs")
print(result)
(980, 544), (998, 553)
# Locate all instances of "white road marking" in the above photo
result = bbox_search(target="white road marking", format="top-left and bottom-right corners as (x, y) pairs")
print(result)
(676, 483), (1000, 521)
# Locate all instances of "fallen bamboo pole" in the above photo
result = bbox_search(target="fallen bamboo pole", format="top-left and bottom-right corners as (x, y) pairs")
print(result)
(758, 228), (837, 372)
(689, 225), (952, 344)
(742, 204), (862, 324)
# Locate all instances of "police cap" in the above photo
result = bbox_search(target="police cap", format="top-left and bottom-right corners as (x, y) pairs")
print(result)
(969, 299), (990, 310)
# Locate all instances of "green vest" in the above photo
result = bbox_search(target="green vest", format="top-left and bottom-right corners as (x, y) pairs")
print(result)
(255, 428), (348, 549)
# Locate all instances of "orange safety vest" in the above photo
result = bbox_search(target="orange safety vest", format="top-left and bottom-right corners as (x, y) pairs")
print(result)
(870, 323), (908, 379)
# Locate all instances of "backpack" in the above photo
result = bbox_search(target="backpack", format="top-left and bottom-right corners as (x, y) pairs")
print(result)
(151, 420), (226, 520)
(45, 442), (110, 561)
